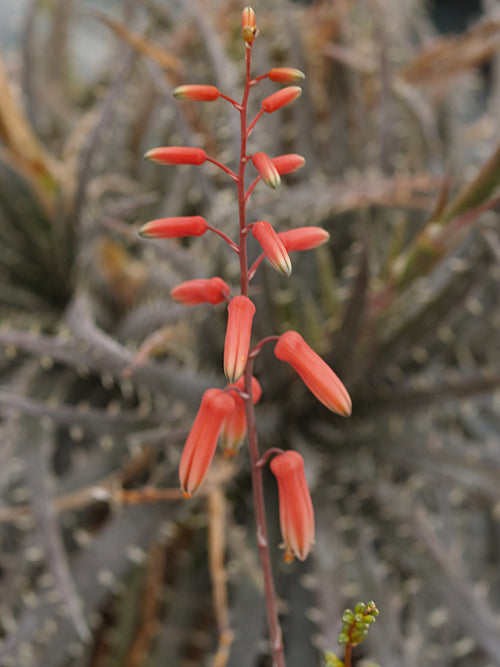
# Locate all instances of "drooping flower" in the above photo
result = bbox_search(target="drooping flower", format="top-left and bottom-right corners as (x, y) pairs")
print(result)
(252, 152), (281, 189)
(170, 277), (230, 305)
(139, 216), (208, 239)
(270, 451), (315, 562)
(274, 331), (352, 416)
(144, 146), (207, 165)
(221, 376), (262, 456)
(173, 85), (221, 101)
(271, 154), (305, 175)
(278, 227), (330, 252)
(261, 86), (302, 113)
(179, 389), (235, 497)
(242, 6), (257, 44)
(252, 220), (292, 277)
(268, 67), (305, 84)
(224, 295), (255, 382)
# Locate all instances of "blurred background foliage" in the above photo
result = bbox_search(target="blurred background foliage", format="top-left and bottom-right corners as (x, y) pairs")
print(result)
(0, 0), (500, 665)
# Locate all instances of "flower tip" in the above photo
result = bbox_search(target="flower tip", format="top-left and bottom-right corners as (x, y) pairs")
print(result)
(242, 7), (258, 44)
(182, 491), (192, 499)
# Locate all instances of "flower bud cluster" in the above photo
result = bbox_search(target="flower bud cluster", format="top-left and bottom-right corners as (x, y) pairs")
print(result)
(338, 601), (380, 647)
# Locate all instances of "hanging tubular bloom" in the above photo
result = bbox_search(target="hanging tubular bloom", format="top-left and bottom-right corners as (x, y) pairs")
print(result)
(138, 216), (208, 239)
(224, 295), (256, 382)
(278, 227), (330, 252)
(261, 86), (302, 113)
(252, 220), (292, 277)
(221, 376), (262, 456)
(268, 67), (305, 83)
(170, 277), (230, 305)
(144, 146), (207, 165)
(242, 6), (257, 44)
(274, 331), (352, 416)
(270, 451), (315, 562)
(252, 152), (281, 189)
(271, 153), (305, 175)
(179, 389), (235, 497)
(173, 84), (221, 101)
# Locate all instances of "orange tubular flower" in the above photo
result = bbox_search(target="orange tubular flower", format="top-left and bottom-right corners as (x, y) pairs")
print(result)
(252, 220), (292, 277)
(170, 277), (230, 305)
(278, 227), (330, 252)
(242, 6), (257, 44)
(268, 67), (305, 84)
(252, 152), (281, 189)
(224, 295), (256, 382)
(274, 331), (352, 416)
(261, 86), (302, 113)
(144, 146), (207, 165)
(221, 376), (262, 456)
(139, 216), (208, 239)
(271, 154), (305, 175)
(173, 84), (221, 101)
(270, 451), (315, 562)
(179, 389), (235, 497)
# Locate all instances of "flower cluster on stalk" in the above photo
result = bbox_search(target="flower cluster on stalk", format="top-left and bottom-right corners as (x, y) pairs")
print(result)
(138, 6), (352, 566)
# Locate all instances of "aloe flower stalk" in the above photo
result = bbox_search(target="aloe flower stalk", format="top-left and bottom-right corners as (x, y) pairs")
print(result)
(224, 295), (256, 382)
(270, 451), (315, 562)
(252, 220), (292, 276)
(274, 331), (352, 416)
(221, 376), (262, 456)
(179, 389), (235, 497)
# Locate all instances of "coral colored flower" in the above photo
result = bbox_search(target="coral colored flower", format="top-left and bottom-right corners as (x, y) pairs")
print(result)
(144, 146), (207, 165)
(170, 277), (230, 305)
(261, 86), (302, 113)
(278, 227), (330, 252)
(173, 85), (220, 101)
(242, 6), (257, 44)
(252, 152), (281, 189)
(221, 376), (262, 456)
(268, 67), (305, 84)
(252, 220), (292, 277)
(271, 154), (305, 175)
(270, 451), (315, 562)
(224, 295), (255, 382)
(139, 216), (208, 239)
(274, 331), (352, 416)
(179, 389), (235, 497)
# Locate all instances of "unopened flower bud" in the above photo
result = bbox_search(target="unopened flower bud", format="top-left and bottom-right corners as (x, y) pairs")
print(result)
(278, 227), (330, 252)
(144, 146), (207, 166)
(268, 67), (305, 83)
(271, 153), (305, 175)
(173, 84), (221, 101)
(252, 221), (292, 277)
(261, 86), (302, 113)
(242, 7), (257, 44)
(224, 296), (256, 382)
(170, 277), (230, 305)
(252, 152), (281, 189)
(139, 216), (208, 239)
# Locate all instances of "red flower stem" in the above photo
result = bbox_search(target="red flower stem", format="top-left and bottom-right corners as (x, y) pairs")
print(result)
(238, 44), (286, 667)
(245, 174), (262, 202)
(219, 92), (243, 110)
(250, 73), (269, 85)
(256, 447), (285, 468)
(248, 253), (265, 281)
(206, 156), (238, 181)
(250, 335), (280, 359)
(206, 224), (240, 253)
(247, 109), (264, 138)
